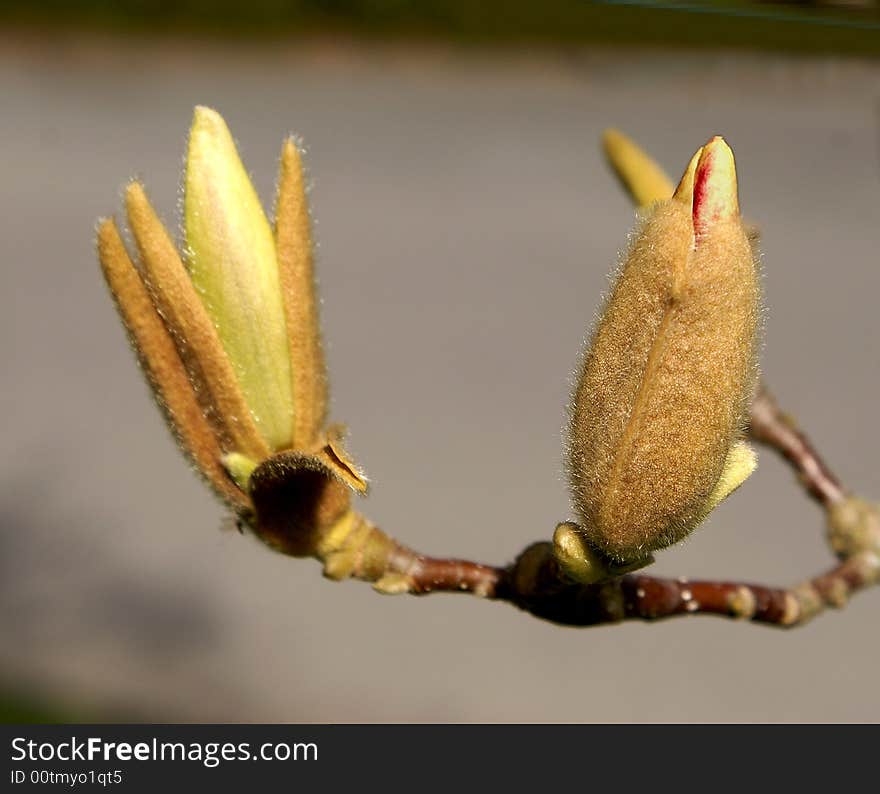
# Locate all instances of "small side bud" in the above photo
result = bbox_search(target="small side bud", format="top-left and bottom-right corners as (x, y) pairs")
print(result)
(554, 523), (653, 584)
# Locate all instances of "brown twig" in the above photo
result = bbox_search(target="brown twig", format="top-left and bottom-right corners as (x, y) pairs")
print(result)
(382, 545), (505, 598)
(500, 544), (879, 628)
(347, 537), (877, 629)
(747, 383), (846, 507)
(307, 383), (878, 629)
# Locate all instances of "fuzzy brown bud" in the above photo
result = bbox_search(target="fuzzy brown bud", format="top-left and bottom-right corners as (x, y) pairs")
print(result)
(566, 137), (760, 566)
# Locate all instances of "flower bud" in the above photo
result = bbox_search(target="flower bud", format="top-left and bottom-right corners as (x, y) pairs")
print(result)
(185, 106), (294, 451)
(566, 136), (760, 565)
(98, 106), (367, 531)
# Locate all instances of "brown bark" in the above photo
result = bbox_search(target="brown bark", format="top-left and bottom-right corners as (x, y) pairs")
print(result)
(301, 384), (878, 629)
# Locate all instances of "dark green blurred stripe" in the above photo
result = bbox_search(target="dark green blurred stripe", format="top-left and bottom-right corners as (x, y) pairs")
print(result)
(0, 689), (76, 724)
(0, 683), (143, 724)
(0, 1), (879, 55)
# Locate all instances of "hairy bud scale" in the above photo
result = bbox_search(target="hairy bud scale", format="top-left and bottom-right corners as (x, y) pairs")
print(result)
(567, 137), (760, 564)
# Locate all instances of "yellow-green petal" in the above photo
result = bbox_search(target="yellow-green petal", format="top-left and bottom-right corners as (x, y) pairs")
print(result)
(602, 129), (675, 209)
(185, 105), (294, 451)
(703, 441), (757, 515)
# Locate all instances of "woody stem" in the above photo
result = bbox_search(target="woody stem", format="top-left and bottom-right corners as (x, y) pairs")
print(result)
(311, 383), (878, 629)
(747, 382), (846, 507)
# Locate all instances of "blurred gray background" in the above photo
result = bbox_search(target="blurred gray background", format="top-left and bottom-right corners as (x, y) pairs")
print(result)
(1, 29), (879, 722)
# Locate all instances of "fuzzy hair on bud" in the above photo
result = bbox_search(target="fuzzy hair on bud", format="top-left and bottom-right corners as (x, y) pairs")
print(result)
(567, 137), (761, 564)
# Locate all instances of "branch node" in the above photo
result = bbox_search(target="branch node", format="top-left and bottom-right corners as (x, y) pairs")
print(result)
(727, 586), (757, 619)
(827, 496), (880, 559)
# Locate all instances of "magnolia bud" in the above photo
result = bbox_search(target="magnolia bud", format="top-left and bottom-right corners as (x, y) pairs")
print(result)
(566, 137), (760, 565)
(98, 106), (367, 543)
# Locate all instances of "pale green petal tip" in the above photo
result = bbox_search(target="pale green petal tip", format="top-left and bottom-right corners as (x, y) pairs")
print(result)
(705, 441), (758, 513)
(184, 106), (295, 452)
(192, 105), (226, 136)
(553, 523), (608, 584)
(222, 452), (260, 493)
(186, 106), (240, 195)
